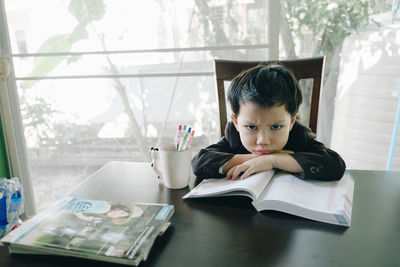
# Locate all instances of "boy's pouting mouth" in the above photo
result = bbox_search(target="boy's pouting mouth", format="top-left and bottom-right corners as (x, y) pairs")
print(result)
(254, 149), (274, 155)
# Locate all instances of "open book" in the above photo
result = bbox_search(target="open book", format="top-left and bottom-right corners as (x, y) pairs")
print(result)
(183, 170), (354, 226)
(0, 197), (174, 266)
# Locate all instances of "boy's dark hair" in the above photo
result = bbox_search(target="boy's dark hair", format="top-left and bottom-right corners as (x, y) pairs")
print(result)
(227, 64), (302, 117)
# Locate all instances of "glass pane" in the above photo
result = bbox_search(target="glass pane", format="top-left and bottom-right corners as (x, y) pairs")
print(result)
(331, 24), (400, 171)
(279, 1), (395, 170)
(5, 0), (273, 211)
(18, 75), (220, 211)
(5, 0), (270, 53)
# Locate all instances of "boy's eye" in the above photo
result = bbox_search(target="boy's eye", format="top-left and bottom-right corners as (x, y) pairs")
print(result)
(245, 125), (257, 131)
(271, 125), (282, 130)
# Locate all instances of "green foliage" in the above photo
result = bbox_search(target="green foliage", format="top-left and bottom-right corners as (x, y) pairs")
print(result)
(283, 0), (391, 55)
(0, 116), (10, 178)
(68, 0), (105, 25)
(20, 93), (60, 143)
(22, 34), (72, 89)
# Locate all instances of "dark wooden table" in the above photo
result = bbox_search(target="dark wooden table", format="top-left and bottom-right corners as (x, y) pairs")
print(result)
(1, 161), (399, 267)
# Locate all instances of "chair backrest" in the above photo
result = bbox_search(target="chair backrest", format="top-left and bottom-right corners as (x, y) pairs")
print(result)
(214, 56), (324, 137)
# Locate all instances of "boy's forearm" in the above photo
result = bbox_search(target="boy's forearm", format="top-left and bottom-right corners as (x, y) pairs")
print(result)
(222, 153), (303, 174)
(289, 150), (346, 180)
(271, 153), (303, 173)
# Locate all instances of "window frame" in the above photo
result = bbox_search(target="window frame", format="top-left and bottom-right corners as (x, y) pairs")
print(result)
(0, 0), (36, 217)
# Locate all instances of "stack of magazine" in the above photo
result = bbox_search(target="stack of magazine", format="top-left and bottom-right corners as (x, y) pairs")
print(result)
(0, 196), (174, 266)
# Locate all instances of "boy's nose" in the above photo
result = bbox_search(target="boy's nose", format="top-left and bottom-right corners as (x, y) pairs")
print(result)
(256, 132), (270, 145)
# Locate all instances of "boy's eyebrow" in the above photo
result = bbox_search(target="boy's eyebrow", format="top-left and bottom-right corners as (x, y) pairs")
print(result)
(239, 119), (286, 125)
(271, 120), (286, 124)
(239, 119), (257, 124)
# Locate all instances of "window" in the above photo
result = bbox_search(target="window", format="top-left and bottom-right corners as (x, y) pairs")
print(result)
(1, 0), (396, 215)
(1, 0), (278, 213)
(279, 1), (397, 170)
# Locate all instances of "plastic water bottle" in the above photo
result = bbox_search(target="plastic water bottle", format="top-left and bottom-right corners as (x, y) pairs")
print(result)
(7, 178), (23, 231)
(0, 177), (24, 237)
(0, 179), (9, 237)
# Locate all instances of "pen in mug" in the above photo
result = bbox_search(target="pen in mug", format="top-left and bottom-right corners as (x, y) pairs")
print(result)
(179, 125), (187, 149)
(178, 127), (191, 151)
(183, 130), (195, 150)
(175, 125), (183, 149)
(176, 124), (186, 150)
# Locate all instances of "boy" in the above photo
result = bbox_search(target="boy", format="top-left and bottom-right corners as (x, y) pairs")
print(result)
(192, 64), (346, 181)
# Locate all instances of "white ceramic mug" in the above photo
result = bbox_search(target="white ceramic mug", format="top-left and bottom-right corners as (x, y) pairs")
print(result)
(150, 144), (191, 189)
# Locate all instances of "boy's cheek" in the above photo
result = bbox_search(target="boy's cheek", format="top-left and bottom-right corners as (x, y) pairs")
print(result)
(239, 135), (255, 150)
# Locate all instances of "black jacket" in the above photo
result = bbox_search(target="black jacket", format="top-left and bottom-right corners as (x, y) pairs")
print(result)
(192, 121), (346, 181)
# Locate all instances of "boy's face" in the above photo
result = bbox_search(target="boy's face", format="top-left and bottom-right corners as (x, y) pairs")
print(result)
(231, 102), (297, 155)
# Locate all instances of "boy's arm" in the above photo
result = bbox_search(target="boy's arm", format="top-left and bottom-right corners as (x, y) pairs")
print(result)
(191, 122), (246, 179)
(225, 151), (303, 180)
(289, 147), (346, 181)
(191, 138), (235, 179)
(226, 122), (346, 181)
(286, 122), (346, 181)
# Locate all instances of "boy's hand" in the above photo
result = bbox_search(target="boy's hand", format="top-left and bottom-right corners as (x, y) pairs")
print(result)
(226, 155), (274, 180)
(222, 153), (257, 175)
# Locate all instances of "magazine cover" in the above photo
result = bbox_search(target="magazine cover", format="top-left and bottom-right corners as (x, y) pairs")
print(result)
(0, 197), (174, 266)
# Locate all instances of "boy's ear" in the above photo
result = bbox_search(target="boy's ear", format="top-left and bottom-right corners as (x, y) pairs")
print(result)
(289, 113), (298, 130)
(230, 114), (239, 130)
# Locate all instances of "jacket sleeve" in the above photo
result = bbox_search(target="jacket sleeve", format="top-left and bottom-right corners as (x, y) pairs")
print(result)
(191, 122), (240, 179)
(287, 123), (346, 181)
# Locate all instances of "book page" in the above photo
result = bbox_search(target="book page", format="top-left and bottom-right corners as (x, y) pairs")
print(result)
(183, 170), (275, 200)
(258, 172), (354, 215)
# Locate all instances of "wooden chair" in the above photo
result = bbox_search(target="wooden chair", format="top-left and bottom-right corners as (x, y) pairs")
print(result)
(214, 56), (324, 137)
